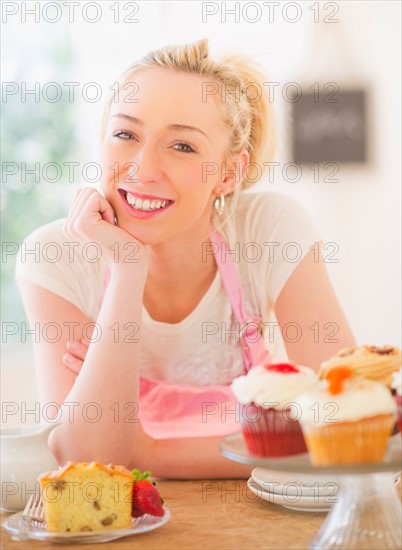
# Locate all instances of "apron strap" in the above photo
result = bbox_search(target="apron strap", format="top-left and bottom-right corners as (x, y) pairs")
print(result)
(208, 225), (272, 371)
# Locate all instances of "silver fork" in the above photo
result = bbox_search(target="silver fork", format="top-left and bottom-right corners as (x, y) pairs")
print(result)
(11, 494), (45, 541)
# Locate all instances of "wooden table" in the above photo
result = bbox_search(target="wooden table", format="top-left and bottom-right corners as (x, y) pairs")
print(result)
(2, 478), (401, 550)
(1, 479), (328, 550)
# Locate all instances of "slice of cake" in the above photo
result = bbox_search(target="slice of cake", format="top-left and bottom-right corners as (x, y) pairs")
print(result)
(39, 462), (133, 533)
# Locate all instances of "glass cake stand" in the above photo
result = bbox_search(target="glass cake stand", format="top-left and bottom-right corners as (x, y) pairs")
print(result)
(220, 433), (402, 549)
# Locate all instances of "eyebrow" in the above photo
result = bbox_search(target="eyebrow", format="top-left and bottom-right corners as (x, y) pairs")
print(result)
(111, 114), (210, 140)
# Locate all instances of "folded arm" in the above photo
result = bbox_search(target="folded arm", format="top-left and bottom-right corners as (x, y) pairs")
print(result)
(17, 267), (145, 466)
(17, 276), (251, 478)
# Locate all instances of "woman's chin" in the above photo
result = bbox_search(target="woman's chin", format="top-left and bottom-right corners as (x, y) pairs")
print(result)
(120, 225), (166, 247)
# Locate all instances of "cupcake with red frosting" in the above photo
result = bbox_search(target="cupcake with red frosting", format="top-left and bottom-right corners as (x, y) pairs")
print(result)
(230, 362), (316, 457)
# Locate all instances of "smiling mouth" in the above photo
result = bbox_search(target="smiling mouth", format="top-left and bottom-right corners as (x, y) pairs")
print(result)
(119, 190), (175, 212)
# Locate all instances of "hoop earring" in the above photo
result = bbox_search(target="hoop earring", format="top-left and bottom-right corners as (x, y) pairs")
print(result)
(214, 193), (225, 216)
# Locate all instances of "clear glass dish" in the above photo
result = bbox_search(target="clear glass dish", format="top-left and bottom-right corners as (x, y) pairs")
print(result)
(2, 508), (171, 544)
(221, 433), (402, 550)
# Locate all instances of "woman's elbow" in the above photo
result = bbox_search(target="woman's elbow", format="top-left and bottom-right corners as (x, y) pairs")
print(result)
(47, 426), (130, 466)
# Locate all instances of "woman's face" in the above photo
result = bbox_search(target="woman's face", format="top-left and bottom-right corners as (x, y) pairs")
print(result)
(101, 67), (234, 245)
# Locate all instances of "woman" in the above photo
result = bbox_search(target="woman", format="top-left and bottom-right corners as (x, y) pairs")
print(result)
(16, 39), (355, 478)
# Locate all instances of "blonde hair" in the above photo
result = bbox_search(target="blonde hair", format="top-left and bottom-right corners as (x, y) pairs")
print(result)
(102, 39), (277, 228)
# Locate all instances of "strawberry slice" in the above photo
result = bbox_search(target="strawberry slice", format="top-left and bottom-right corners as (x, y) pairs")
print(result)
(131, 469), (165, 518)
(264, 362), (299, 374)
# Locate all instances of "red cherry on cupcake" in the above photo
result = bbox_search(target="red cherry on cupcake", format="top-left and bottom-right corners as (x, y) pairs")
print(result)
(264, 363), (299, 374)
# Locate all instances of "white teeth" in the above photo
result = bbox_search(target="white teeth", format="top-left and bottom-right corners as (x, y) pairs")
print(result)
(125, 192), (171, 211)
(126, 193), (134, 205)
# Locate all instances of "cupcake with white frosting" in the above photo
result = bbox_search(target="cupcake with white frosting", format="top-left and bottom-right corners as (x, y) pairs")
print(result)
(297, 366), (396, 465)
(230, 362), (317, 457)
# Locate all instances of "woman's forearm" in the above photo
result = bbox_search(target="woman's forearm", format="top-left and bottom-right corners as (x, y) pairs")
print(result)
(135, 435), (252, 479)
(49, 265), (147, 465)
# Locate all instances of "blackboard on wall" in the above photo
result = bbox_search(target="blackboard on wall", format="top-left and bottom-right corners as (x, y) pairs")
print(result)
(292, 89), (367, 164)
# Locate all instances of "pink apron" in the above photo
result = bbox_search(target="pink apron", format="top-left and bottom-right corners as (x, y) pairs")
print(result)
(84, 226), (271, 439)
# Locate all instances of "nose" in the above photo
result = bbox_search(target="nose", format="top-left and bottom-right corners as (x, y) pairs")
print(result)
(129, 141), (163, 185)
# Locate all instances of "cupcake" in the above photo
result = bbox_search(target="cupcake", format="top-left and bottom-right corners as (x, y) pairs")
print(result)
(298, 366), (396, 466)
(230, 362), (316, 457)
(319, 345), (401, 388)
(391, 367), (402, 431)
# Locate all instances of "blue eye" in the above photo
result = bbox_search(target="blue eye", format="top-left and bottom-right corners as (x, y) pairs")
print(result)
(113, 130), (135, 140)
(173, 142), (195, 154)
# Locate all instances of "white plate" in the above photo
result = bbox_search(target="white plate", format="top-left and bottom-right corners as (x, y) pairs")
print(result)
(2, 508), (170, 544)
(251, 468), (340, 498)
(247, 479), (334, 512)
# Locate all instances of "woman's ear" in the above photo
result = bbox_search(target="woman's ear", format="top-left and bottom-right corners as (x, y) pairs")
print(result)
(221, 149), (250, 194)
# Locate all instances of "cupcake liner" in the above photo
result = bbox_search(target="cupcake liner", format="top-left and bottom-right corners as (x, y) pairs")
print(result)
(301, 414), (395, 466)
(240, 403), (307, 457)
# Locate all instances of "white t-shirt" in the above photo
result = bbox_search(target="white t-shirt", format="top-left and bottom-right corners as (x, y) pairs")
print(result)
(15, 191), (320, 386)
